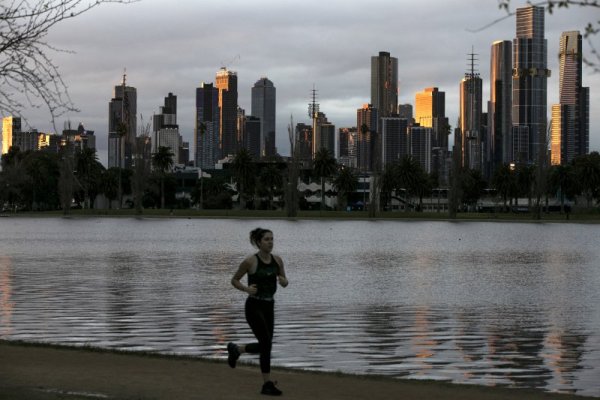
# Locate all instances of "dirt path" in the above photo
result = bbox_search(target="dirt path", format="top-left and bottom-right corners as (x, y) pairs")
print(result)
(0, 342), (594, 400)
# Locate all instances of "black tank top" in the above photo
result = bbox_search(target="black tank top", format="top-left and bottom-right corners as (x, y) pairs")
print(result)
(248, 254), (280, 300)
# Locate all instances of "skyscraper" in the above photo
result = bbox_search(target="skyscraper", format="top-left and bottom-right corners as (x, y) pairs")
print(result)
(251, 77), (276, 158)
(1, 116), (21, 155)
(216, 67), (238, 158)
(415, 87), (449, 149)
(153, 92), (180, 164)
(315, 112), (335, 157)
(512, 5), (549, 164)
(108, 74), (137, 168)
(409, 126), (433, 173)
(551, 31), (589, 165)
(488, 40), (513, 173)
(459, 53), (483, 170)
(357, 104), (378, 172)
(381, 117), (409, 166)
(338, 127), (358, 168)
(195, 83), (220, 169)
(371, 52), (398, 119)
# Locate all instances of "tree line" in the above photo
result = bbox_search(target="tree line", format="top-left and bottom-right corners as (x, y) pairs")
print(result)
(1, 145), (599, 215)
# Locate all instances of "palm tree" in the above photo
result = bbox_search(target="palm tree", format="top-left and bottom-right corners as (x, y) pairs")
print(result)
(548, 164), (575, 213)
(397, 156), (423, 211)
(232, 148), (255, 209)
(380, 162), (400, 211)
(492, 164), (516, 211)
(516, 164), (536, 209)
(333, 166), (359, 211)
(313, 148), (337, 211)
(101, 168), (120, 209)
(573, 152), (600, 208)
(152, 146), (174, 209)
(258, 164), (283, 210)
(75, 148), (102, 209)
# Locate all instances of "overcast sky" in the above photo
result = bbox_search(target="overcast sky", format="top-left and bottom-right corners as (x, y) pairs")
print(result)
(19, 0), (600, 166)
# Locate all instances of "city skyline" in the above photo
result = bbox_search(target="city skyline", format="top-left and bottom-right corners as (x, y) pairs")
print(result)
(5, 0), (598, 166)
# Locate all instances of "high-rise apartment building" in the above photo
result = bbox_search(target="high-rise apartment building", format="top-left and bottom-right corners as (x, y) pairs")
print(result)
(513, 5), (549, 164)
(371, 52), (398, 119)
(153, 92), (181, 164)
(398, 104), (413, 121)
(195, 83), (220, 169)
(251, 77), (276, 157)
(410, 126), (433, 173)
(459, 57), (483, 170)
(381, 117), (409, 166)
(244, 116), (261, 159)
(216, 67), (238, 158)
(108, 74), (137, 168)
(1, 116), (21, 155)
(314, 112), (335, 157)
(488, 40), (513, 173)
(551, 31), (589, 165)
(338, 127), (358, 168)
(295, 123), (313, 164)
(357, 104), (379, 172)
(415, 87), (449, 149)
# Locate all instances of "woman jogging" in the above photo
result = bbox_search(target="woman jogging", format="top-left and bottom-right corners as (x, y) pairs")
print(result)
(227, 227), (288, 396)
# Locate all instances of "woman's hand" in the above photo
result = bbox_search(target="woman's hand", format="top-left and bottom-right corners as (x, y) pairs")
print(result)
(278, 275), (288, 287)
(246, 284), (258, 295)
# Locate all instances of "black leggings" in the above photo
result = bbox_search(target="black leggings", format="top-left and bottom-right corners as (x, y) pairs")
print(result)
(244, 297), (275, 373)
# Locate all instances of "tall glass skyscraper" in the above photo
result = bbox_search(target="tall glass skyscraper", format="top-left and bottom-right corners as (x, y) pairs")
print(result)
(371, 52), (398, 119)
(251, 77), (276, 158)
(489, 40), (513, 172)
(551, 31), (589, 165)
(195, 83), (220, 169)
(459, 53), (483, 171)
(108, 74), (137, 168)
(512, 5), (549, 165)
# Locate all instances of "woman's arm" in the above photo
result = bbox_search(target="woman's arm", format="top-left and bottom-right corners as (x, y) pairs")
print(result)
(275, 255), (288, 287)
(231, 257), (257, 294)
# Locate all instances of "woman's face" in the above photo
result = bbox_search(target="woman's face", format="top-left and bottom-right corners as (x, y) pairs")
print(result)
(259, 231), (274, 253)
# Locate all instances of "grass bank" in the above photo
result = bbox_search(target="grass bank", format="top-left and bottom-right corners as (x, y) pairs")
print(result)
(0, 340), (595, 400)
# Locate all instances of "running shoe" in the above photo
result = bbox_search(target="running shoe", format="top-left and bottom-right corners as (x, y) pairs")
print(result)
(261, 381), (282, 396)
(227, 342), (240, 368)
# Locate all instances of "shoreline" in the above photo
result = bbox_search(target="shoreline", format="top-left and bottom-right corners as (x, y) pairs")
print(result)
(2, 209), (600, 223)
(1, 340), (596, 400)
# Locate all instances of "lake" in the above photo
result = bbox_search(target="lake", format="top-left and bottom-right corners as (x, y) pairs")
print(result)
(0, 217), (599, 396)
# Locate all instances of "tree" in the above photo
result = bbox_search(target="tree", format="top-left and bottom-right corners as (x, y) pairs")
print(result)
(75, 148), (103, 209)
(333, 166), (359, 211)
(0, 0), (137, 125)
(101, 168), (120, 209)
(572, 152), (600, 208)
(460, 169), (487, 210)
(516, 164), (536, 209)
(397, 156), (424, 211)
(313, 148), (337, 211)
(258, 164), (283, 210)
(152, 146), (174, 209)
(548, 164), (576, 213)
(492, 164), (517, 211)
(232, 148), (255, 210)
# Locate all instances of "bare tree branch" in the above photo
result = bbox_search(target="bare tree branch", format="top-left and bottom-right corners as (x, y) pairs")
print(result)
(0, 0), (139, 130)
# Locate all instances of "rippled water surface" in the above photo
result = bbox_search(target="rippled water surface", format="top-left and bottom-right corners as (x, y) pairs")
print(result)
(1, 218), (599, 396)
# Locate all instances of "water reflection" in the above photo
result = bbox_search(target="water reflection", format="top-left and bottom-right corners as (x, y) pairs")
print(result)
(0, 256), (13, 336)
(0, 218), (598, 396)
